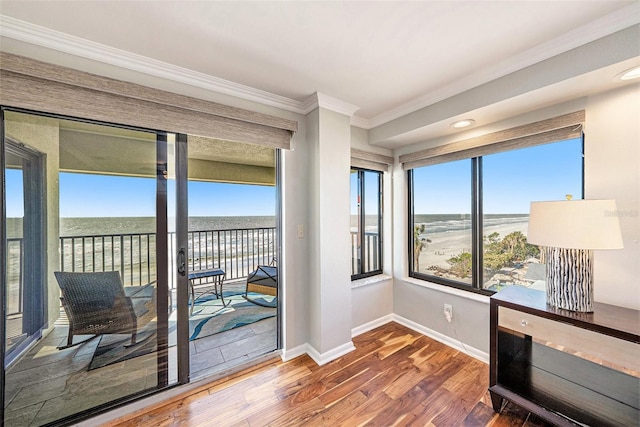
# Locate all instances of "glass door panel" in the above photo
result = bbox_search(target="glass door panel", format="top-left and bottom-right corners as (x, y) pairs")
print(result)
(2, 110), (177, 425)
(186, 136), (278, 380)
(4, 143), (45, 366)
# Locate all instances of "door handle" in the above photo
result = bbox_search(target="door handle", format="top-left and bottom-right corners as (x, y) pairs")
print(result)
(178, 248), (186, 276)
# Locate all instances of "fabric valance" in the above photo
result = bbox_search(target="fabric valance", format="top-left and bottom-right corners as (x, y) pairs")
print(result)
(400, 111), (585, 170)
(0, 53), (297, 149)
(351, 148), (394, 172)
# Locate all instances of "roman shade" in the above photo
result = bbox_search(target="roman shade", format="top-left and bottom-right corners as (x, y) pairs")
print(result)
(0, 53), (297, 149)
(400, 110), (585, 169)
(351, 148), (394, 172)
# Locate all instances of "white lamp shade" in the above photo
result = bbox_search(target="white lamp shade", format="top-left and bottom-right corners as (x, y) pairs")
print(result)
(527, 199), (624, 250)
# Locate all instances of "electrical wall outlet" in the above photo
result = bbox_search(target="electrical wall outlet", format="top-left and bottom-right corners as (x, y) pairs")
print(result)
(444, 304), (453, 323)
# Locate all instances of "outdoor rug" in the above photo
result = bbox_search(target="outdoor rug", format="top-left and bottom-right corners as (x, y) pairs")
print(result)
(185, 292), (276, 341)
(88, 291), (276, 371)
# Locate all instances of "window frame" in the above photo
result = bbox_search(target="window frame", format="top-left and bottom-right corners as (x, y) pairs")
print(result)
(351, 167), (383, 281)
(408, 136), (584, 294)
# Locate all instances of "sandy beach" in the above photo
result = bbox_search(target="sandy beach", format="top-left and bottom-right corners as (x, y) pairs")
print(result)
(417, 220), (530, 269)
(415, 219), (542, 289)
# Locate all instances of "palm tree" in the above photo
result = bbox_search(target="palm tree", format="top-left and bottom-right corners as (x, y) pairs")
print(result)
(413, 224), (429, 271)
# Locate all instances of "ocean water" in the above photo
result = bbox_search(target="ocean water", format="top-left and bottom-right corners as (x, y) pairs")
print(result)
(7, 216), (275, 238)
(413, 213), (528, 235)
(59, 216), (276, 237)
(9, 214), (525, 237)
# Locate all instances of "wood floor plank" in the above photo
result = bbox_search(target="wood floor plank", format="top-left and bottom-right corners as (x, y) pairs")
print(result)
(317, 367), (378, 407)
(462, 401), (501, 426)
(383, 365), (424, 400)
(398, 387), (457, 426)
(261, 396), (326, 427)
(304, 389), (369, 426)
(112, 322), (551, 427)
(365, 383), (431, 426)
(338, 388), (394, 426)
(244, 363), (313, 404)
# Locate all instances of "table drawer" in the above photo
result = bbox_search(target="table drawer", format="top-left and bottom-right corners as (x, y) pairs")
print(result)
(499, 306), (640, 373)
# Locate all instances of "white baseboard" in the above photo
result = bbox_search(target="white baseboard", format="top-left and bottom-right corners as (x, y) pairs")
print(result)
(306, 341), (356, 366)
(283, 313), (488, 366)
(282, 340), (356, 366)
(351, 314), (394, 338)
(280, 344), (308, 362)
(392, 314), (489, 363)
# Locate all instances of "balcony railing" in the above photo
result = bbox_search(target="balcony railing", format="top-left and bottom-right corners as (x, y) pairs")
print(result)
(6, 227), (276, 316)
(59, 227), (277, 289)
(7, 228), (380, 316)
(7, 238), (23, 316)
(350, 231), (381, 275)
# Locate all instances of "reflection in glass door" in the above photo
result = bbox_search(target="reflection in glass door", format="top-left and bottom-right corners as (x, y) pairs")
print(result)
(1, 110), (179, 425)
(4, 141), (45, 367)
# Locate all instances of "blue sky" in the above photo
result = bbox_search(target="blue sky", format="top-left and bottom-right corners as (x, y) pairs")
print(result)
(6, 138), (581, 218)
(5, 171), (275, 217)
(186, 181), (275, 217)
(413, 137), (583, 214)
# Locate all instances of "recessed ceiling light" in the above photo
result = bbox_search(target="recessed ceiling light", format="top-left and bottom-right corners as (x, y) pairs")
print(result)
(450, 119), (475, 129)
(615, 66), (640, 81)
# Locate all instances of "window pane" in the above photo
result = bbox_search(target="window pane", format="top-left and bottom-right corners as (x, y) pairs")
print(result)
(350, 170), (359, 275)
(351, 169), (383, 279)
(362, 170), (381, 274)
(412, 160), (472, 285)
(482, 138), (582, 291)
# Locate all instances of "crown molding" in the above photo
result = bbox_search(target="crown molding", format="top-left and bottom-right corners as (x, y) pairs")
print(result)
(367, 3), (640, 129)
(302, 92), (360, 117)
(0, 14), (307, 115)
(350, 115), (371, 129)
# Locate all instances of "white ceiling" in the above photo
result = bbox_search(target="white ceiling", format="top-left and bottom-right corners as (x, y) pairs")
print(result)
(0, 1), (639, 149)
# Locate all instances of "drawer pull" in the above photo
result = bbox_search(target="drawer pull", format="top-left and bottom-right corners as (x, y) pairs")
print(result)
(520, 320), (528, 327)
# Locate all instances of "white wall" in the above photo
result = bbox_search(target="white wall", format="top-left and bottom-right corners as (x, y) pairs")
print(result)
(391, 158), (491, 359)
(281, 124), (311, 354)
(306, 107), (354, 360)
(391, 83), (640, 357)
(585, 83), (640, 310)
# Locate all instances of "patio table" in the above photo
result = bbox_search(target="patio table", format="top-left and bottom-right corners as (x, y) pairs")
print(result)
(188, 269), (226, 314)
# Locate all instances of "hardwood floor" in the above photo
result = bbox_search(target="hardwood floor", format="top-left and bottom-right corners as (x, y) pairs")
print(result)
(110, 322), (551, 427)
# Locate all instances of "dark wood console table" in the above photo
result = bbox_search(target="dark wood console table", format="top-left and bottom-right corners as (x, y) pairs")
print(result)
(489, 286), (639, 426)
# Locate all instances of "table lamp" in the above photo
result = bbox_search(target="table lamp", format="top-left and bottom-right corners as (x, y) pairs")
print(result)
(527, 197), (623, 312)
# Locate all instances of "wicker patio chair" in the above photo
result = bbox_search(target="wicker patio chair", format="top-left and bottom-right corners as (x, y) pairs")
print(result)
(54, 271), (155, 350)
(243, 265), (277, 307)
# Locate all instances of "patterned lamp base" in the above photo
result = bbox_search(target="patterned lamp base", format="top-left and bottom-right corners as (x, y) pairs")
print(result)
(544, 247), (594, 312)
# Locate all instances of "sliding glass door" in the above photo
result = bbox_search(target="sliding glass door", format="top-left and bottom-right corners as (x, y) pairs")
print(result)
(1, 110), (182, 425)
(1, 108), (280, 424)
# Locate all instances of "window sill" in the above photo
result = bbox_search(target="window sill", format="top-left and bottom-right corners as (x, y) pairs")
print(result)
(402, 276), (490, 304)
(351, 274), (392, 289)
